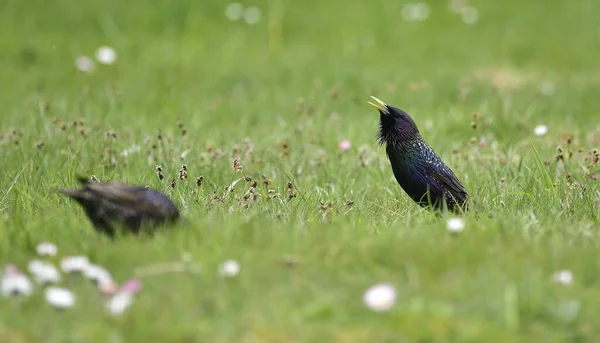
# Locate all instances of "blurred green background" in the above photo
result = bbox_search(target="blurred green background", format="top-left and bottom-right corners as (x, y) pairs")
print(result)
(2, 0), (599, 129)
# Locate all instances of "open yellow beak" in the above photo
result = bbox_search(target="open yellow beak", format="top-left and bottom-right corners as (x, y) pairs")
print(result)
(367, 96), (387, 112)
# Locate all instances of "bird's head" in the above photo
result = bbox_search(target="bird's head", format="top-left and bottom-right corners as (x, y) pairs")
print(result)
(368, 96), (419, 146)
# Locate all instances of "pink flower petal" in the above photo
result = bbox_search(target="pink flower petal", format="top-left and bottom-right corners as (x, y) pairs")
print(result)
(338, 140), (351, 151)
(120, 278), (142, 294)
(5, 264), (18, 274)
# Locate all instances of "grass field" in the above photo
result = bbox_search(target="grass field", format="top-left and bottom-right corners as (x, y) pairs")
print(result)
(1, 0), (600, 341)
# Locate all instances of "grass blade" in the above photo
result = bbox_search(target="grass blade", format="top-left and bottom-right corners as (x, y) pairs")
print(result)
(530, 140), (556, 195)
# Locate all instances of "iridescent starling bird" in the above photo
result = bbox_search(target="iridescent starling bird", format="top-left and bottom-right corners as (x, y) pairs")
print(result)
(368, 96), (468, 212)
(60, 177), (180, 236)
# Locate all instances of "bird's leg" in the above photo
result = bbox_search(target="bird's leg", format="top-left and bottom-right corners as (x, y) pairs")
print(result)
(88, 215), (116, 237)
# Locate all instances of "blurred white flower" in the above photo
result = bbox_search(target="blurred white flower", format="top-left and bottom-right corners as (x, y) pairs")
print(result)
(36, 242), (57, 256)
(28, 260), (61, 284)
(460, 6), (479, 24)
(106, 292), (134, 315)
(180, 149), (190, 160)
(95, 46), (117, 65)
(225, 2), (244, 21)
(243, 6), (262, 25)
(450, 0), (468, 12)
(424, 119), (434, 130)
(180, 252), (192, 263)
(363, 283), (397, 312)
(98, 281), (119, 296)
(60, 256), (90, 273)
(219, 259), (240, 277)
(120, 144), (141, 158)
(75, 56), (94, 73)
(554, 299), (581, 322)
(28, 260), (45, 273)
(1, 265), (33, 297)
(45, 287), (75, 309)
(107, 278), (143, 315)
(553, 270), (573, 285)
(534, 124), (548, 136)
(539, 81), (556, 96)
(446, 217), (465, 233)
(401, 3), (430, 22)
(84, 264), (113, 286)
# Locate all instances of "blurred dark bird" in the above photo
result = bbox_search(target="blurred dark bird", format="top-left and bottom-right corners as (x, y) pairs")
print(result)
(60, 177), (180, 237)
(368, 96), (468, 212)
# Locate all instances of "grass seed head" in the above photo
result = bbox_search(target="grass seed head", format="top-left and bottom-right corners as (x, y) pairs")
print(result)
(232, 158), (243, 172)
(287, 182), (298, 200)
(179, 164), (188, 181)
(156, 165), (164, 180)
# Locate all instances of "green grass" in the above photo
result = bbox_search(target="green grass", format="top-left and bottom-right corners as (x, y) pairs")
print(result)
(1, 0), (600, 341)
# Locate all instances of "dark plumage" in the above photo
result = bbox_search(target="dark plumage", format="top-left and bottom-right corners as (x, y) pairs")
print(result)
(368, 96), (468, 212)
(60, 177), (180, 236)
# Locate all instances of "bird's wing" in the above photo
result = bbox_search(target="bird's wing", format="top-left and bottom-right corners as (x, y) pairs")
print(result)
(84, 182), (148, 205)
(425, 163), (468, 202)
(133, 193), (175, 216)
(90, 183), (176, 217)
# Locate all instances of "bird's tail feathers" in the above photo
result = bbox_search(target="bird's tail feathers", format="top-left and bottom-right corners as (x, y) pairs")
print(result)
(58, 188), (87, 201)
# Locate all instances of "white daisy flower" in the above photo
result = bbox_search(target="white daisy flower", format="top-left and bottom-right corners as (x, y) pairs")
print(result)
(36, 242), (58, 256)
(219, 259), (240, 278)
(28, 260), (61, 284)
(243, 6), (262, 25)
(225, 3), (244, 21)
(446, 217), (465, 233)
(75, 56), (94, 73)
(95, 46), (117, 65)
(1, 265), (33, 297)
(460, 6), (479, 24)
(106, 292), (134, 315)
(45, 287), (75, 309)
(83, 264), (113, 286)
(553, 270), (573, 285)
(60, 256), (90, 274)
(98, 281), (119, 296)
(363, 283), (397, 312)
(401, 2), (430, 22)
(534, 125), (548, 136)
